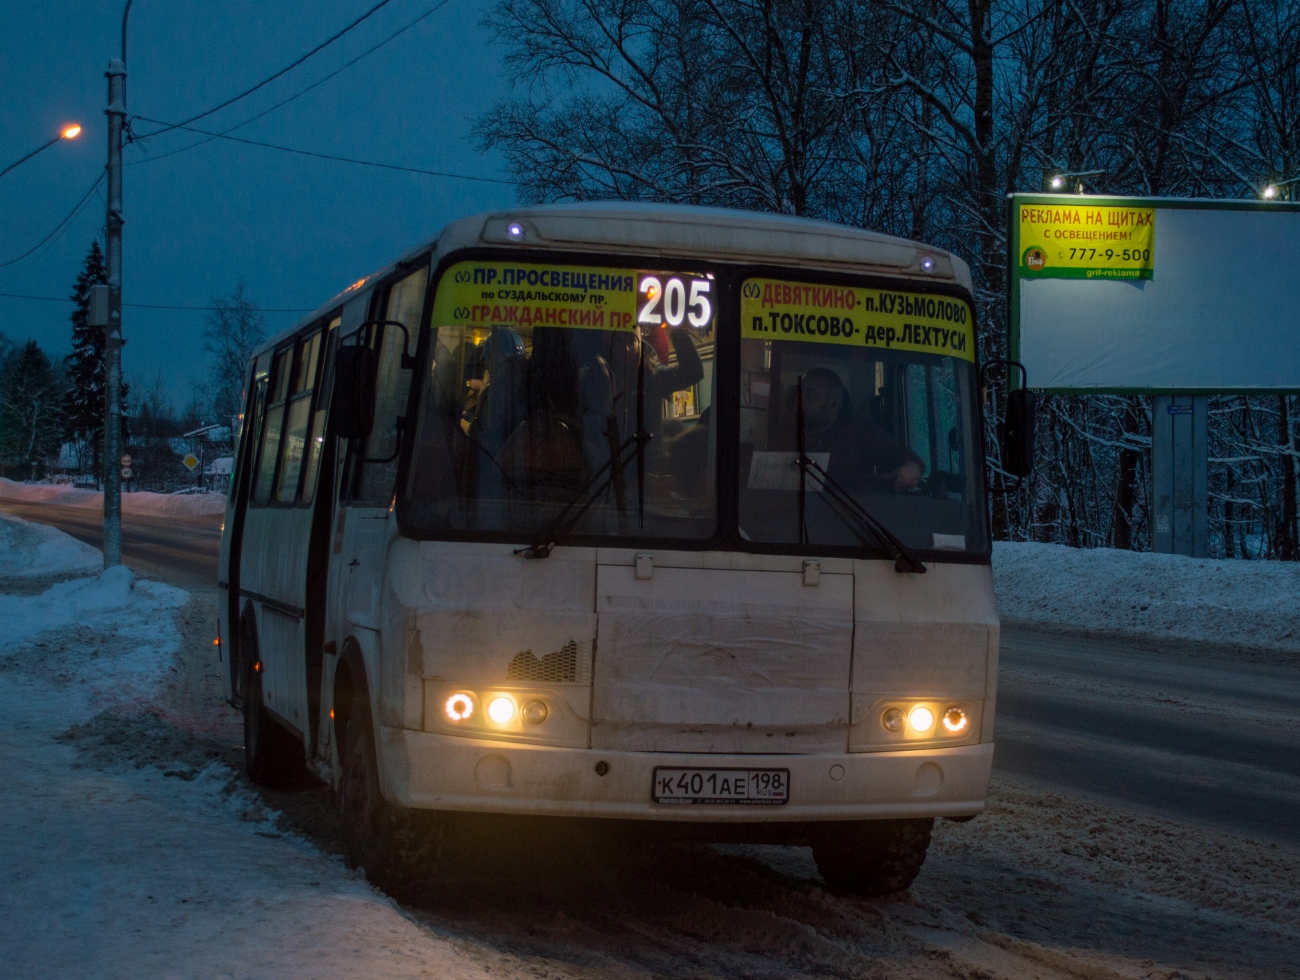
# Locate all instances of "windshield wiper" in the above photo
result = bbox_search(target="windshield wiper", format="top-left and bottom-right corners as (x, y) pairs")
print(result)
(515, 344), (650, 559)
(795, 377), (926, 574)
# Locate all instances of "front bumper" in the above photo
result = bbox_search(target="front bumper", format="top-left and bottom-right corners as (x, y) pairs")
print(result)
(379, 727), (993, 822)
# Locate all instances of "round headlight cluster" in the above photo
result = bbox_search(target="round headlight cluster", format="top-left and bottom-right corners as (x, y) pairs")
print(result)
(880, 703), (971, 736)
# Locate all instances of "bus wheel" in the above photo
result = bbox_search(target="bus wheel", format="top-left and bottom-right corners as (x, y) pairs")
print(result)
(242, 625), (304, 788)
(339, 706), (443, 902)
(811, 818), (934, 896)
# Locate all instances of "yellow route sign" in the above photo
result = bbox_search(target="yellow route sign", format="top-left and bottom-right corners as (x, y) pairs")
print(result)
(740, 278), (975, 362)
(433, 260), (639, 333)
(1018, 203), (1155, 280)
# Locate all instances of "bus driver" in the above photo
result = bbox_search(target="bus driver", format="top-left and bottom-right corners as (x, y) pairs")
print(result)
(790, 366), (924, 492)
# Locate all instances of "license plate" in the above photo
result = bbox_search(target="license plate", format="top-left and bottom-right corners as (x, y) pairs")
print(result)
(652, 767), (790, 805)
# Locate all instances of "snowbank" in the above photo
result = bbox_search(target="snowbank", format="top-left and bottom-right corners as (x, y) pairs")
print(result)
(0, 478), (226, 518)
(0, 513), (102, 578)
(993, 541), (1300, 653)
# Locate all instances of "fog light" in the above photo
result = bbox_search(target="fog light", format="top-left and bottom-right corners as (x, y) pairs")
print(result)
(487, 696), (515, 724)
(882, 707), (905, 732)
(445, 693), (474, 722)
(942, 706), (969, 734)
(908, 705), (934, 733)
(521, 699), (548, 725)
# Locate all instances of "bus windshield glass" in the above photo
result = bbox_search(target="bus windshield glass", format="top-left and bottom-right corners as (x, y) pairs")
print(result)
(737, 275), (987, 555)
(406, 260), (717, 540)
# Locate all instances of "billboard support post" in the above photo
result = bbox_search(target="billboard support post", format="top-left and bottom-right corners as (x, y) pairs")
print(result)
(1151, 395), (1208, 557)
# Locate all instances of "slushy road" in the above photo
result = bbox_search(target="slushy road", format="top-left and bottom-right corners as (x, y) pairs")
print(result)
(0, 500), (221, 594)
(5, 499), (1295, 843)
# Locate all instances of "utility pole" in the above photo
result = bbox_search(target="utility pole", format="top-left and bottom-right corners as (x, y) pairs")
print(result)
(103, 1), (132, 568)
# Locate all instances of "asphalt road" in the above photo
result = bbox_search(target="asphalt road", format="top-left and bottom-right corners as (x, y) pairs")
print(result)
(0, 500), (222, 594)
(5, 499), (1296, 844)
(997, 628), (1300, 844)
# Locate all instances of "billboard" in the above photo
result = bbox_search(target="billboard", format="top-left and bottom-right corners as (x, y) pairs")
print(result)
(1008, 194), (1300, 393)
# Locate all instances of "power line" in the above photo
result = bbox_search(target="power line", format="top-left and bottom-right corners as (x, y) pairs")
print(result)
(131, 0), (457, 168)
(131, 114), (514, 184)
(136, 0), (398, 140)
(0, 291), (312, 313)
(0, 173), (105, 269)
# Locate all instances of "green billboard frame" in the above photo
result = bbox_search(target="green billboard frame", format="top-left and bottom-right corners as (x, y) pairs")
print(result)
(1006, 192), (1300, 395)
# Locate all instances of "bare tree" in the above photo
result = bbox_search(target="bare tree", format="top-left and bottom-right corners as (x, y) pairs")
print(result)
(203, 282), (266, 424)
(481, 0), (1300, 559)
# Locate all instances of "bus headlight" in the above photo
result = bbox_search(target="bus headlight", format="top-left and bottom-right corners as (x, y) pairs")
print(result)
(881, 707), (905, 732)
(486, 696), (516, 724)
(445, 693), (474, 722)
(907, 705), (935, 733)
(942, 706), (969, 734)
(521, 699), (549, 725)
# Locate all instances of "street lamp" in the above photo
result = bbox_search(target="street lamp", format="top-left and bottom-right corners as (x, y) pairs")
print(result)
(1261, 176), (1300, 200)
(1043, 168), (1106, 194)
(0, 123), (83, 181)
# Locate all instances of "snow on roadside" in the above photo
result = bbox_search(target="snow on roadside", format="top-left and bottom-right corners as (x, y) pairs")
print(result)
(0, 506), (188, 712)
(993, 540), (1300, 653)
(0, 512), (102, 578)
(0, 477), (226, 518)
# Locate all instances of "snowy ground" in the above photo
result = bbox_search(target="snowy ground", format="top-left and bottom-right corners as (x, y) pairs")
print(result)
(0, 477), (227, 519)
(993, 541), (1300, 659)
(2, 514), (1297, 978)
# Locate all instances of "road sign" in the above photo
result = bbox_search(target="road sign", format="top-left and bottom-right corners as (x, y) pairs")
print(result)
(183, 454), (200, 471)
(119, 454), (131, 467)
(120, 467), (133, 480)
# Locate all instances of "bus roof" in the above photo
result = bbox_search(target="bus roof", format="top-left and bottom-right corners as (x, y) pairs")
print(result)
(256, 203), (972, 356)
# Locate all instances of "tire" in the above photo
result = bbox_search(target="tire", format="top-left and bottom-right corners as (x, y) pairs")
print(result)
(812, 818), (934, 896)
(241, 623), (305, 788)
(338, 703), (443, 902)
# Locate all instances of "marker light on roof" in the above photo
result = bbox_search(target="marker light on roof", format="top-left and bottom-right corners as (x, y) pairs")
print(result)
(919, 255), (936, 273)
(507, 222), (525, 240)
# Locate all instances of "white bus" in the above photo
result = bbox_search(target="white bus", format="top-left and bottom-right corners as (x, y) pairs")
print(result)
(218, 203), (1023, 898)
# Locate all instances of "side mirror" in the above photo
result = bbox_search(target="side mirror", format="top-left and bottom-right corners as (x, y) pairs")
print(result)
(331, 344), (376, 440)
(1001, 387), (1037, 477)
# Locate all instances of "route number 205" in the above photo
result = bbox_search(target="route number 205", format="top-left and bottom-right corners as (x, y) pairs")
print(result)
(638, 276), (713, 328)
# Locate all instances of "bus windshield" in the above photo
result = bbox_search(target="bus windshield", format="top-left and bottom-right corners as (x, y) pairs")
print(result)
(404, 260), (987, 556)
(405, 260), (717, 540)
(737, 275), (987, 555)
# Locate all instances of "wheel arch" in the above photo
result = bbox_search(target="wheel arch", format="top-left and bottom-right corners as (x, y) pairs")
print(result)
(332, 636), (374, 771)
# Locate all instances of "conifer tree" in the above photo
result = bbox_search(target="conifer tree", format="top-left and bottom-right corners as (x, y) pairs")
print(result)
(64, 241), (128, 480)
(0, 341), (65, 479)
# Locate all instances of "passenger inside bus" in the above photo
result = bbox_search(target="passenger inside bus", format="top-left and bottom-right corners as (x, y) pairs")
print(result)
(410, 320), (711, 535)
(775, 366), (923, 492)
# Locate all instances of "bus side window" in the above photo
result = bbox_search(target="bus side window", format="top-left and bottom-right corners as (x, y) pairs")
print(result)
(353, 266), (427, 504)
(273, 330), (322, 504)
(251, 348), (292, 506)
(298, 317), (340, 504)
(233, 357), (268, 504)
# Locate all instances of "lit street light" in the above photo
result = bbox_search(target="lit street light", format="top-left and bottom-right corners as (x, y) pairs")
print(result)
(0, 123), (83, 181)
(1261, 176), (1300, 200)
(1042, 168), (1106, 194)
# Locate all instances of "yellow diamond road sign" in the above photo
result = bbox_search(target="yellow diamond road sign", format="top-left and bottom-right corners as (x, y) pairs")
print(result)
(183, 454), (200, 471)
